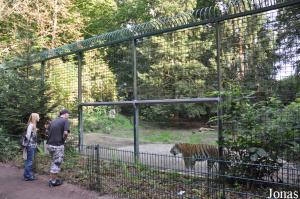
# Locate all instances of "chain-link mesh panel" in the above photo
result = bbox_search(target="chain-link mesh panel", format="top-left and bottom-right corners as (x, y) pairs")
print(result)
(82, 105), (134, 148)
(137, 25), (217, 100)
(1, 1), (299, 198)
(105, 42), (134, 101)
(45, 55), (78, 117)
(27, 63), (42, 80)
(82, 48), (117, 103)
(15, 63), (42, 81)
(220, 5), (300, 191)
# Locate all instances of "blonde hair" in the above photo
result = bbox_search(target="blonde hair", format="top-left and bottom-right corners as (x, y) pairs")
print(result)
(27, 113), (40, 132)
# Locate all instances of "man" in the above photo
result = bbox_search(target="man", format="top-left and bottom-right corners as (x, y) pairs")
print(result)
(46, 109), (70, 186)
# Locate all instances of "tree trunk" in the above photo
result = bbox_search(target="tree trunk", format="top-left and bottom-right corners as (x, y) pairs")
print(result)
(52, 0), (58, 48)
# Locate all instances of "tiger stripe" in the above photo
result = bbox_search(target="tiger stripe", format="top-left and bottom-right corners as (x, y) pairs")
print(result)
(170, 143), (223, 170)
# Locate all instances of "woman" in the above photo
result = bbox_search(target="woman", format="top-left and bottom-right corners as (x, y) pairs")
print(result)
(23, 113), (40, 181)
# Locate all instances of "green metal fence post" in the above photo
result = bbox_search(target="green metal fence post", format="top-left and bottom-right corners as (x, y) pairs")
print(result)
(77, 52), (83, 152)
(216, 21), (225, 199)
(132, 39), (140, 162)
(96, 144), (101, 192)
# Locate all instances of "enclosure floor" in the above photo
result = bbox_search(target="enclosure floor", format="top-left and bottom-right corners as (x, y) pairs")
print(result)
(0, 163), (115, 199)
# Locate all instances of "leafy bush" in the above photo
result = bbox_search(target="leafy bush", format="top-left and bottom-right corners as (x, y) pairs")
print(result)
(275, 98), (300, 163)
(0, 68), (57, 137)
(277, 76), (300, 104)
(0, 129), (20, 162)
(221, 83), (300, 181)
(84, 107), (132, 134)
(140, 103), (215, 124)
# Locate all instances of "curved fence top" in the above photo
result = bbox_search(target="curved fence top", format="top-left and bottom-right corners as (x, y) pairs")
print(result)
(3, 0), (300, 67)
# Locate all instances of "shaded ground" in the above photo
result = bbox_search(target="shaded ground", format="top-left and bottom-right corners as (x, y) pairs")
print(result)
(83, 134), (300, 185)
(0, 163), (114, 199)
(83, 131), (220, 172)
(83, 134), (214, 173)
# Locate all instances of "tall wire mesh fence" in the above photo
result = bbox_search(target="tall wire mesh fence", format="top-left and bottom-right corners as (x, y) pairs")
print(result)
(45, 56), (78, 116)
(1, 1), (300, 198)
(136, 25), (218, 100)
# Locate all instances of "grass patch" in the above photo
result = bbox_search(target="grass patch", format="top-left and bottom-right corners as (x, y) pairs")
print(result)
(141, 131), (182, 143)
(83, 109), (218, 145)
(84, 108), (132, 134)
(140, 129), (218, 145)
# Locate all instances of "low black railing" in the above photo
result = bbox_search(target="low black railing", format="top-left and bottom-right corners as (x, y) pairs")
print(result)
(0, 134), (299, 199)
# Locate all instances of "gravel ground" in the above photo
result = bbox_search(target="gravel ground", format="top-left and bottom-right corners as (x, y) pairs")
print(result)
(84, 134), (211, 172)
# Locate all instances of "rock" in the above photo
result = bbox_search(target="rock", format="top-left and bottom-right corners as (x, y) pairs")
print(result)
(198, 127), (215, 132)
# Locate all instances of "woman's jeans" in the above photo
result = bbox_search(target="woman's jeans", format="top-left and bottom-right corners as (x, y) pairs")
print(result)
(24, 146), (36, 179)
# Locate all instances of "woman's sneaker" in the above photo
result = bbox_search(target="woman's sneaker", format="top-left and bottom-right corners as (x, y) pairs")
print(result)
(24, 176), (37, 181)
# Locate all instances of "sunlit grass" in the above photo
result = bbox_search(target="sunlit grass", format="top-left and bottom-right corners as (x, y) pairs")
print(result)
(83, 113), (218, 144)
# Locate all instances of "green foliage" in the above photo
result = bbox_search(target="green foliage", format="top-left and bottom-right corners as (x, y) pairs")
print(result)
(84, 107), (132, 134)
(137, 27), (217, 122)
(99, 0), (210, 123)
(277, 76), (300, 104)
(0, 129), (20, 162)
(74, 0), (118, 37)
(221, 83), (300, 180)
(0, 68), (57, 136)
(82, 51), (118, 103)
(46, 57), (80, 114)
(0, 0), (82, 61)
(276, 5), (300, 82)
(275, 98), (300, 162)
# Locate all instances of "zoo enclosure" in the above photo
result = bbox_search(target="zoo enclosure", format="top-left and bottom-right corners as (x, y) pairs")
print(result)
(3, 0), (299, 155)
(2, 0), (300, 198)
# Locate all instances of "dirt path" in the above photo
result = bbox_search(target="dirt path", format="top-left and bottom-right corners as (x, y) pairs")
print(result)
(0, 163), (114, 199)
(84, 134), (211, 172)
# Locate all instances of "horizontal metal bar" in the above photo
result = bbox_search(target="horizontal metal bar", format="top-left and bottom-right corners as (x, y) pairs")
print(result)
(135, 98), (220, 104)
(81, 101), (133, 106)
(80, 97), (220, 107)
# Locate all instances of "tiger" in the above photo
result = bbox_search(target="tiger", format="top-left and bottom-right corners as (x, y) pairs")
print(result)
(170, 143), (226, 171)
